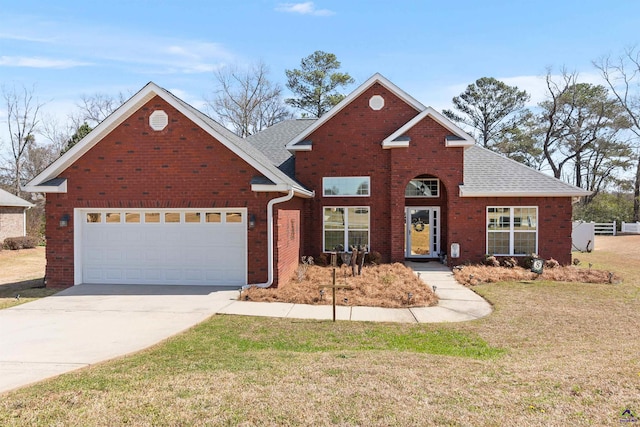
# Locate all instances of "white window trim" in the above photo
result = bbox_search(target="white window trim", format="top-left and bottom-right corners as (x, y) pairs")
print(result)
(322, 206), (370, 252)
(486, 206), (538, 256)
(405, 178), (440, 198)
(322, 176), (370, 197)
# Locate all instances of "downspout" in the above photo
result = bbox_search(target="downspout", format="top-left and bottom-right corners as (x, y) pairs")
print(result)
(23, 205), (32, 236)
(245, 188), (295, 289)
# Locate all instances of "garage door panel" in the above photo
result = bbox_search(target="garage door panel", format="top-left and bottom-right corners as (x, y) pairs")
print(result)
(80, 209), (247, 286)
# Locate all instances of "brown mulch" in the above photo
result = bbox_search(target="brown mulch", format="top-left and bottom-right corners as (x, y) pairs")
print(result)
(241, 263), (438, 308)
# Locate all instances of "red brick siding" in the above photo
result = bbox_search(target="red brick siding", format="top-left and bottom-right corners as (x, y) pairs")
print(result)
(295, 82), (421, 259)
(44, 95), (279, 288)
(448, 196), (574, 265)
(275, 207), (301, 287)
(295, 83), (575, 266)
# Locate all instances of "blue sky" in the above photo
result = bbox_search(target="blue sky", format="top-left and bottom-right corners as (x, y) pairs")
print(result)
(1, 0), (639, 141)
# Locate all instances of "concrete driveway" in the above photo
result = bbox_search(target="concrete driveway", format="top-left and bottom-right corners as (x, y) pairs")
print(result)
(0, 284), (239, 394)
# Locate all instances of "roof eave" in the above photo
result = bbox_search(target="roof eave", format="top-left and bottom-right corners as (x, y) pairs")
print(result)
(286, 73), (426, 150)
(251, 183), (315, 198)
(459, 187), (592, 198)
(383, 107), (476, 148)
(22, 179), (68, 194)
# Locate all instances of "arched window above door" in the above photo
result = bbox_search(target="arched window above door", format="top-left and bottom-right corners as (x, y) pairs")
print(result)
(405, 178), (439, 198)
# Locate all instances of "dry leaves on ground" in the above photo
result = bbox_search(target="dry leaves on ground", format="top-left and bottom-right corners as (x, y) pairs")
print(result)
(241, 263), (438, 308)
(453, 264), (621, 286)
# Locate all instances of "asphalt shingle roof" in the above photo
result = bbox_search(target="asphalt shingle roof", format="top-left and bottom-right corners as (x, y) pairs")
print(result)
(462, 145), (590, 197)
(0, 188), (33, 207)
(246, 119), (316, 176)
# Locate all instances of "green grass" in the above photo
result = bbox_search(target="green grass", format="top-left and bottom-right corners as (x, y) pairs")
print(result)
(169, 316), (504, 358)
(1, 236), (639, 426)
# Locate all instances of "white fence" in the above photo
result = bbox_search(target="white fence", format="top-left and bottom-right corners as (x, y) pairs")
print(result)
(572, 221), (594, 252)
(622, 222), (640, 234)
(594, 221), (616, 236)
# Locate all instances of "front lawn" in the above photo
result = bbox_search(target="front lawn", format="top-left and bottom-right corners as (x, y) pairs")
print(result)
(0, 247), (57, 309)
(0, 236), (638, 425)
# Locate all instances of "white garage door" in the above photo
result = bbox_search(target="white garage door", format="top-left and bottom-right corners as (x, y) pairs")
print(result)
(76, 209), (247, 286)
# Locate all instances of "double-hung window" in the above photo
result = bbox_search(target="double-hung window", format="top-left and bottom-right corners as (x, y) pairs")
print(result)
(323, 207), (369, 251)
(487, 207), (537, 255)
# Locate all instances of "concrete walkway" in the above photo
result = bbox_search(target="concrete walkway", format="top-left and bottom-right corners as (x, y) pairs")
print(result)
(218, 261), (492, 323)
(0, 262), (490, 394)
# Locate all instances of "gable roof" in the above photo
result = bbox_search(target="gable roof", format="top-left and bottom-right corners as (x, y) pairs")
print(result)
(0, 188), (33, 208)
(23, 83), (313, 198)
(461, 145), (591, 197)
(286, 73), (426, 151)
(382, 107), (475, 149)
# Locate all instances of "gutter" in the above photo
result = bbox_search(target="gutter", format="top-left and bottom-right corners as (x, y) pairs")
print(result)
(244, 188), (296, 289)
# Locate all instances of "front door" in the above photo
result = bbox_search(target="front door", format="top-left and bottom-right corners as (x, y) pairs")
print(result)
(405, 207), (440, 258)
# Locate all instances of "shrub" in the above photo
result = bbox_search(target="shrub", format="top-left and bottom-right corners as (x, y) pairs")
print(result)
(502, 257), (518, 268)
(483, 255), (500, 267)
(3, 236), (38, 250)
(545, 258), (560, 269)
(315, 253), (328, 267)
(365, 250), (382, 265)
(521, 253), (540, 269)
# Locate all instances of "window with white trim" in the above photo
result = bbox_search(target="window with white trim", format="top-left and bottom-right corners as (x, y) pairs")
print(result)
(487, 207), (537, 255)
(323, 207), (369, 251)
(323, 177), (370, 197)
(405, 178), (439, 197)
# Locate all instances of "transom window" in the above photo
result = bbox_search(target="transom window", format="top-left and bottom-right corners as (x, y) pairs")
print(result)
(405, 178), (439, 197)
(323, 207), (370, 252)
(487, 207), (537, 255)
(323, 177), (370, 197)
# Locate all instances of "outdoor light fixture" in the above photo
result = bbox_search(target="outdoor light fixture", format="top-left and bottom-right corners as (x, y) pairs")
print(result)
(248, 214), (256, 229)
(59, 214), (70, 227)
(320, 289), (325, 300)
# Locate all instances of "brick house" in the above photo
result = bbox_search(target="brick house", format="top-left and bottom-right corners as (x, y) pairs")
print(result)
(0, 188), (33, 242)
(24, 74), (589, 289)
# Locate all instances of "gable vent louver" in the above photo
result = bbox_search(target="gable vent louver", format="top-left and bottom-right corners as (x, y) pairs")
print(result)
(149, 110), (169, 131)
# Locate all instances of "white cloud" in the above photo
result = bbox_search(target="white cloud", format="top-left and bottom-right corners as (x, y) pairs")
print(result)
(275, 2), (335, 16)
(1, 17), (236, 76)
(0, 55), (90, 69)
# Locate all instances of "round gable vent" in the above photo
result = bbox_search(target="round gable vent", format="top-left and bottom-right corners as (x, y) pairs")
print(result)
(149, 110), (168, 131)
(369, 95), (385, 111)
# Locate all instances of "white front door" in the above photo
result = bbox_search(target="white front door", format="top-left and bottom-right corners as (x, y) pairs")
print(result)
(405, 207), (440, 258)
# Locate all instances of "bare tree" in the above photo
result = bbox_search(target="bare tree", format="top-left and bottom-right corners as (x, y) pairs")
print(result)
(1, 84), (43, 196)
(207, 61), (292, 137)
(74, 92), (127, 127)
(595, 48), (640, 221)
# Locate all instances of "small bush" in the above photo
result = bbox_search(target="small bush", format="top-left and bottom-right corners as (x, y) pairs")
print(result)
(483, 255), (500, 267)
(315, 253), (328, 267)
(521, 253), (540, 269)
(366, 250), (382, 265)
(502, 257), (518, 268)
(3, 236), (38, 250)
(545, 258), (560, 269)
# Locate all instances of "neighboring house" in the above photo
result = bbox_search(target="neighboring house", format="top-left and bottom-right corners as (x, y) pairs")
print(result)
(24, 73), (589, 289)
(0, 189), (34, 242)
